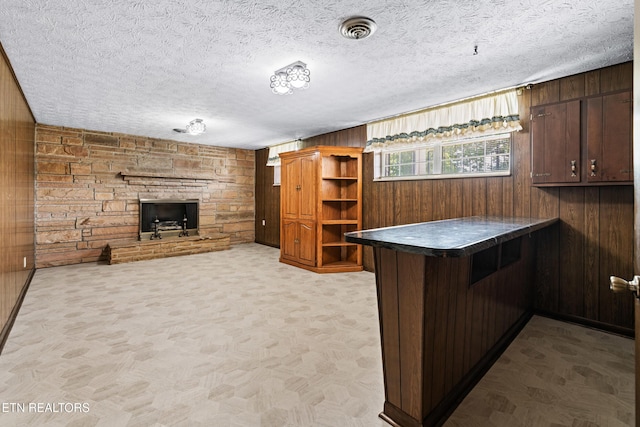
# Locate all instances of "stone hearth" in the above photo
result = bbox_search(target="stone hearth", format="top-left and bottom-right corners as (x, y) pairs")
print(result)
(106, 233), (230, 264)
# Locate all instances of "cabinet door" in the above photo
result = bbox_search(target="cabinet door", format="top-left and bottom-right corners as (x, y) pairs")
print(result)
(281, 219), (315, 266)
(297, 220), (316, 266)
(281, 219), (298, 261)
(299, 156), (316, 220)
(531, 100), (581, 184)
(281, 157), (301, 219)
(586, 91), (633, 182)
(282, 155), (316, 220)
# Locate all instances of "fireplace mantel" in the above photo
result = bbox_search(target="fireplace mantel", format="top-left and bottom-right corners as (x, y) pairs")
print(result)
(119, 169), (214, 181)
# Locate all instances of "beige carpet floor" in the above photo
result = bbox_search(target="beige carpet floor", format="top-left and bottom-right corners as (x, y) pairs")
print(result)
(0, 243), (634, 426)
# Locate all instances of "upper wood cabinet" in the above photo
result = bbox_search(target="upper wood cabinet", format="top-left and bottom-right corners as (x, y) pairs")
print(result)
(531, 90), (632, 186)
(530, 100), (581, 185)
(586, 90), (633, 183)
(279, 146), (363, 273)
(281, 154), (316, 220)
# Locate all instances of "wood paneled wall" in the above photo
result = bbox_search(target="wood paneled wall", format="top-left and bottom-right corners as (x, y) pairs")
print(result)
(254, 126), (367, 247)
(0, 44), (36, 347)
(255, 148), (280, 247)
(362, 61), (634, 333)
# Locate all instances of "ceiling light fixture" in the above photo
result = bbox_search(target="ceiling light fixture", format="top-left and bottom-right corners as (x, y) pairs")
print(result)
(173, 118), (206, 135)
(270, 61), (310, 95)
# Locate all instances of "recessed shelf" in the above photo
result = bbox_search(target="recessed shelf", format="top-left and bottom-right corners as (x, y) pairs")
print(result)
(322, 242), (358, 247)
(322, 220), (359, 225)
(322, 176), (358, 180)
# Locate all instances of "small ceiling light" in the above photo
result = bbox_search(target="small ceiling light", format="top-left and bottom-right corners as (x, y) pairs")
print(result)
(186, 118), (206, 135)
(286, 62), (310, 89)
(173, 118), (206, 135)
(339, 17), (377, 40)
(270, 61), (310, 95)
(270, 71), (293, 95)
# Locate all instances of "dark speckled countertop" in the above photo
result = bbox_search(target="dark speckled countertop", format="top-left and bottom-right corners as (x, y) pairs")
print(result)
(344, 216), (558, 257)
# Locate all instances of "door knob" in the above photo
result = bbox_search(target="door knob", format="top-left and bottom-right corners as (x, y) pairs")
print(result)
(609, 275), (640, 294)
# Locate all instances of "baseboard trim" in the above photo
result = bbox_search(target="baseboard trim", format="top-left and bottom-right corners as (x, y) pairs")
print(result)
(0, 268), (36, 355)
(534, 310), (634, 338)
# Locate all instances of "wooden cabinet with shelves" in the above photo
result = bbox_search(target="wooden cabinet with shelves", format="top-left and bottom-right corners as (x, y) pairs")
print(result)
(280, 146), (363, 273)
(531, 90), (632, 186)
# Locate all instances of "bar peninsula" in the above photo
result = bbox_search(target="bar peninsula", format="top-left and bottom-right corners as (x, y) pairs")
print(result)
(344, 216), (558, 427)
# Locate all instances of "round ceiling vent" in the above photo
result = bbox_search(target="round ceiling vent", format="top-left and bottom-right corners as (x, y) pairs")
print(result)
(339, 17), (377, 40)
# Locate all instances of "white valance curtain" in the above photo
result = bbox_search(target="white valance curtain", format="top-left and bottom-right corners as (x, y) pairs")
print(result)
(266, 140), (303, 166)
(365, 89), (522, 153)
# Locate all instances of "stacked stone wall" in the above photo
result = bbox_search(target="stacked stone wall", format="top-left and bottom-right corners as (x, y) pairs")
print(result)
(35, 125), (254, 267)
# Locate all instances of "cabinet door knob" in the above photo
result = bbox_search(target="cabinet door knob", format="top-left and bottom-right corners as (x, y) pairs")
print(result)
(590, 159), (597, 176)
(294, 238), (300, 244)
(570, 160), (577, 177)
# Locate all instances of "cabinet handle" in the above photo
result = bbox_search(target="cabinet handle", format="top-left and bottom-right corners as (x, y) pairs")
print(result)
(295, 185), (301, 191)
(622, 99), (632, 104)
(590, 159), (597, 177)
(536, 112), (552, 118)
(570, 160), (577, 177)
(294, 238), (299, 244)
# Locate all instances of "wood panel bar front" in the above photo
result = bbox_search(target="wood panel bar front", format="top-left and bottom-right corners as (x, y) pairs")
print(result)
(346, 216), (557, 426)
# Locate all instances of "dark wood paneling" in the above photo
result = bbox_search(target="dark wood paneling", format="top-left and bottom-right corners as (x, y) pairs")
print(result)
(532, 79), (560, 106)
(254, 148), (280, 247)
(254, 148), (267, 244)
(0, 43), (35, 347)
(598, 187), (634, 329)
(303, 125), (367, 148)
(414, 180), (433, 223)
(559, 74), (585, 101)
(376, 248), (402, 406)
(362, 152), (375, 269)
(376, 235), (535, 426)
(558, 188), (585, 317)
(600, 62), (633, 94)
(1, 55), (17, 325)
(584, 70), (601, 96)
(397, 252), (425, 419)
(583, 187), (600, 319)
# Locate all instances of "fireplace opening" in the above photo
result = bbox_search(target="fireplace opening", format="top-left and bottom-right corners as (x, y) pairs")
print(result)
(139, 199), (199, 240)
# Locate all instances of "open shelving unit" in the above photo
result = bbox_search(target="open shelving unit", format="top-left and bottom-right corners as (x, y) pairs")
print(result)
(279, 145), (363, 273)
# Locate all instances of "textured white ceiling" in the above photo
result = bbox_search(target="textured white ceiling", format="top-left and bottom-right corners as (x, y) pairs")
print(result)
(0, 0), (633, 150)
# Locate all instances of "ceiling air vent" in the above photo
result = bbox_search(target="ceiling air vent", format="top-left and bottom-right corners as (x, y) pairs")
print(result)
(339, 17), (377, 40)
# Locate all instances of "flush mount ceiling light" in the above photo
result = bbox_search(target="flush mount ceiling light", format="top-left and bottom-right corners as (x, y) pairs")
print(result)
(339, 16), (377, 40)
(270, 61), (310, 95)
(173, 118), (206, 135)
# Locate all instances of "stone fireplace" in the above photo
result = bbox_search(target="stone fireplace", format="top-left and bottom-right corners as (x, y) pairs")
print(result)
(139, 199), (199, 240)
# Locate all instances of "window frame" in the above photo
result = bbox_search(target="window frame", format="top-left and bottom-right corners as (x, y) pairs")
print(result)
(373, 133), (513, 181)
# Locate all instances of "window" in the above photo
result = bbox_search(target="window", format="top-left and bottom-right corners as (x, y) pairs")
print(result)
(374, 133), (511, 180)
(273, 165), (281, 186)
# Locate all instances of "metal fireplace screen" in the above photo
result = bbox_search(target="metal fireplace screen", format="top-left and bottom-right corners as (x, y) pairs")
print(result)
(139, 199), (199, 240)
